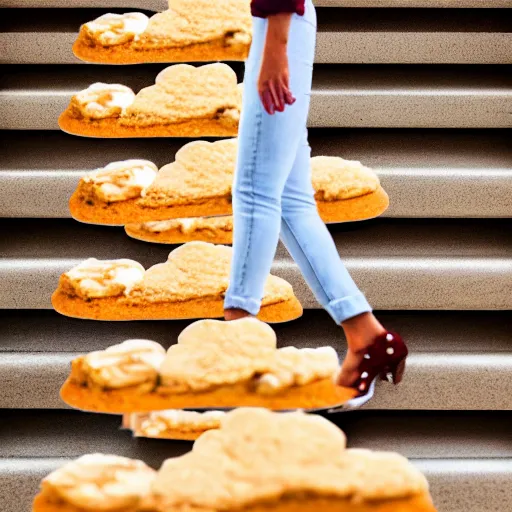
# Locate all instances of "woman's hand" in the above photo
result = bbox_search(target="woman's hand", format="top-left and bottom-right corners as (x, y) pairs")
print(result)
(258, 13), (296, 115)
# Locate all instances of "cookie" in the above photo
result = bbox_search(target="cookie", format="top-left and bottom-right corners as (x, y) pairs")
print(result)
(59, 317), (355, 413)
(51, 242), (302, 322)
(58, 64), (242, 138)
(70, 138), (388, 226)
(73, 0), (252, 64)
(122, 409), (226, 440)
(34, 409), (437, 512)
(125, 216), (234, 244)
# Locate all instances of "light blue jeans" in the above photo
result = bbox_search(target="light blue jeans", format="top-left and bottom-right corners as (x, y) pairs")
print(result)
(224, 0), (372, 324)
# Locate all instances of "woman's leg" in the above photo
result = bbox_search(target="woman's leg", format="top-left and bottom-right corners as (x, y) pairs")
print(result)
(224, 12), (317, 317)
(280, 130), (387, 383)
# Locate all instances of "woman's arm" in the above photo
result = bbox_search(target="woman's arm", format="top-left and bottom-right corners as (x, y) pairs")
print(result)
(258, 13), (295, 115)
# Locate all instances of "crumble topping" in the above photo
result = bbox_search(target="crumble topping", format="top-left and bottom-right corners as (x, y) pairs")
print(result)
(81, 339), (166, 390)
(131, 242), (293, 305)
(158, 317), (278, 392)
(121, 63), (241, 126)
(83, 12), (149, 47)
(71, 83), (135, 120)
(151, 408), (429, 510)
(40, 409), (430, 511)
(41, 454), (156, 511)
(82, 160), (158, 203)
(311, 156), (380, 201)
(65, 258), (145, 299)
(256, 346), (340, 395)
(134, 0), (252, 49)
(140, 139), (237, 207)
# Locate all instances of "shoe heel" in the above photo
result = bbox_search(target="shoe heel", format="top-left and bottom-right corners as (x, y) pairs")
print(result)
(380, 357), (406, 385)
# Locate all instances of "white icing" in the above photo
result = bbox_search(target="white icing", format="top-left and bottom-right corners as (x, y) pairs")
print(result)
(84, 160), (158, 203)
(85, 13), (149, 46)
(65, 258), (145, 298)
(76, 83), (135, 118)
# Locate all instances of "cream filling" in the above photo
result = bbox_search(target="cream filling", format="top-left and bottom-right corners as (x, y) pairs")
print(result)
(74, 83), (135, 119)
(139, 409), (226, 436)
(42, 454), (156, 512)
(84, 12), (149, 46)
(64, 258), (145, 299)
(140, 216), (232, 234)
(83, 160), (158, 202)
(83, 339), (166, 389)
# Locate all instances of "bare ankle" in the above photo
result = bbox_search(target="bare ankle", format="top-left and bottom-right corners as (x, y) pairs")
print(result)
(341, 312), (386, 352)
(224, 308), (252, 321)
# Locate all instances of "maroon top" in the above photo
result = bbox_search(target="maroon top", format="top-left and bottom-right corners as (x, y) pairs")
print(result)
(251, 0), (305, 18)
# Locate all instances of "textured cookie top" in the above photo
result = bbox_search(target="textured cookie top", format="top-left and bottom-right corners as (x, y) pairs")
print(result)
(137, 0), (252, 47)
(82, 339), (166, 389)
(82, 159), (158, 203)
(137, 139), (380, 207)
(122, 64), (241, 125)
(133, 241), (294, 305)
(256, 346), (340, 395)
(72, 83), (135, 120)
(152, 407), (429, 510)
(156, 318), (338, 393)
(311, 156), (380, 201)
(83, 12), (149, 46)
(159, 317), (278, 391)
(64, 258), (145, 300)
(139, 216), (233, 234)
(42, 454), (156, 512)
(134, 409), (226, 436)
(141, 139), (237, 206)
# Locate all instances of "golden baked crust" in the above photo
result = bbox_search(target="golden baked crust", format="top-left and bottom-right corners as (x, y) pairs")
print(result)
(60, 374), (353, 413)
(59, 64), (241, 138)
(34, 409), (436, 512)
(52, 242), (302, 323)
(73, 0), (252, 64)
(59, 318), (354, 413)
(34, 491), (436, 512)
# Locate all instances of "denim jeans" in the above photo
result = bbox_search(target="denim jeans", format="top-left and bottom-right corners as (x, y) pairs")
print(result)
(224, 0), (372, 324)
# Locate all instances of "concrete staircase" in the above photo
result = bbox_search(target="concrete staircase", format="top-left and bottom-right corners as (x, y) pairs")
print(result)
(0, 1), (511, 511)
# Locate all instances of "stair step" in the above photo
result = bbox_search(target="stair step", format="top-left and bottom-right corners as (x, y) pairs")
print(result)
(1, 310), (511, 410)
(6, 0), (512, 9)
(2, 310), (511, 354)
(0, 218), (510, 310)
(1, 64), (510, 129)
(2, 8), (511, 65)
(1, 129), (511, 219)
(1, 410), (511, 459)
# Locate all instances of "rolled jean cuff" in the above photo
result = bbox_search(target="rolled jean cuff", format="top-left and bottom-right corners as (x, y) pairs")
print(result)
(325, 292), (372, 324)
(223, 294), (262, 316)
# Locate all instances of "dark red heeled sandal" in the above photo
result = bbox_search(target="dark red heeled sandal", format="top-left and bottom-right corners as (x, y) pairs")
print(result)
(352, 331), (408, 395)
(328, 331), (408, 413)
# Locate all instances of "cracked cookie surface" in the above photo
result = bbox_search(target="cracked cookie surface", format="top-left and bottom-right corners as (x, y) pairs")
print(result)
(73, 0), (252, 64)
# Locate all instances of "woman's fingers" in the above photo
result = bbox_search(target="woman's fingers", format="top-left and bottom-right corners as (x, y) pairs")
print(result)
(261, 88), (275, 115)
(268, 80), (284, 112)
